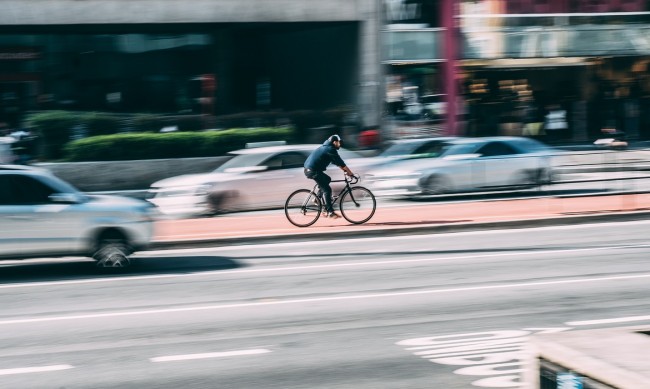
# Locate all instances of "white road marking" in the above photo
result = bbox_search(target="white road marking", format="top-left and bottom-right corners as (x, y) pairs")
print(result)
(1, 273), (650, 326)
(0, 364), (73, 376)
(566, 315), (650, 326)
(2, 243), (649, 290)
(150, 348), (271, 362)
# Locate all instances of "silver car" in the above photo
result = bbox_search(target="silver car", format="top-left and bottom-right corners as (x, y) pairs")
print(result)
(148, 144), (368, 217)
(366, 137), (555, 197)
(0, 137), (17, 164)
(0, 165), (156, 268)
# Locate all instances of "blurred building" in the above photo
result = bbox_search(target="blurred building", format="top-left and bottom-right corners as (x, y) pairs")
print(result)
(384, 0), (650, 141)
(0, 0), (383, 130)
(1, 0), (650, 142)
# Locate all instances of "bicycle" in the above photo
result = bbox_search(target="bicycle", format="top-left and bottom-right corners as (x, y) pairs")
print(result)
(284, 174), (376, 227)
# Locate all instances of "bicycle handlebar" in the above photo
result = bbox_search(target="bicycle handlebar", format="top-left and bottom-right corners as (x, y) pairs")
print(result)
(345, 173), (360, 185)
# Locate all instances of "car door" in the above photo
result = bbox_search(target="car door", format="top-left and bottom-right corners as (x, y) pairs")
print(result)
(473, 141), (520, 189)
(0, 174), (76, 257)
(256, 152), (308, 208)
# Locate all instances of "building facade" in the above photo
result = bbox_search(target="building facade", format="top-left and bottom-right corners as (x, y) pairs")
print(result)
(0, 0), (383, 131)
(2, 0), (650, 142)
(384, 0), (650, 141)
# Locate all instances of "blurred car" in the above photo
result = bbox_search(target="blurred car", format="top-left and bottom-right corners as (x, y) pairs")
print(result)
(421, 94), (446, 121)
(365, 137), (555, 197)
(0, 136), (17, 164)
(147, 144), (370, 217)
(0, 165), (156, 268)
(364, 137), (459, 168)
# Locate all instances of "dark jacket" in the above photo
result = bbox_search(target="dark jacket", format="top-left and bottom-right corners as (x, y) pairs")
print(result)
(304, 139), (346, 172)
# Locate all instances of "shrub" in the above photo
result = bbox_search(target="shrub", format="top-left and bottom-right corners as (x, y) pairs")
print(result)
(26, 110), (79, 160)
(64, 127), (295, 161)
(84, 112), (121, 137)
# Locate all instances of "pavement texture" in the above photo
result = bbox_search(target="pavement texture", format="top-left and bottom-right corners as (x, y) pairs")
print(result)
(152, 193), (650, 249)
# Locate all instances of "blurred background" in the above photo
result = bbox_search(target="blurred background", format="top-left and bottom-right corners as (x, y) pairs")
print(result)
(0, 0), (649, 164)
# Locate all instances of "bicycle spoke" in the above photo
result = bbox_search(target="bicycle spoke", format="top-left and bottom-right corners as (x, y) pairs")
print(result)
(339, 186), (376, 224)
(285, 189), (322, 227)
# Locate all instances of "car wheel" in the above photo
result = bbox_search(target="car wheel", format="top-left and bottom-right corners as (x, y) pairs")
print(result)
(207, 191), (238, 215)
(513, 170), (537, 188)
(421, 175), (449, 195)
(515, 169), (552, 188)
(93, 232), (131, 269)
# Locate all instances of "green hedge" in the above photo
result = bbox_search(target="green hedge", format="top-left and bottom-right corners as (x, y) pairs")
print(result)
(63, 127), (295, 161)
(26, 107), (355, 160)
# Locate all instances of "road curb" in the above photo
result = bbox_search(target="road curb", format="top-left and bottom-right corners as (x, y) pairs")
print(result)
(150, 210), (650, 250)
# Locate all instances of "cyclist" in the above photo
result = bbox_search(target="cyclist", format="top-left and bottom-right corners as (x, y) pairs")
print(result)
(304, 134), (354, 219)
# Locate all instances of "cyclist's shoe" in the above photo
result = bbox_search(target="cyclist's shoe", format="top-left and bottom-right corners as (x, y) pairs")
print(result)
(327, 212), (341, 219)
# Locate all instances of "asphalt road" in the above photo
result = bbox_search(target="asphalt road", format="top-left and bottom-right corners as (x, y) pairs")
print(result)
(2, 220), (650, 388)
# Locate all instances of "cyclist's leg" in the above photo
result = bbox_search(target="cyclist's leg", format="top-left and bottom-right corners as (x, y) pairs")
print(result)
(313, 172), (334, 214)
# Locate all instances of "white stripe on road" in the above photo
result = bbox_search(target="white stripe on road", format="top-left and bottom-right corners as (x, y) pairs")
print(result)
(3, 243), (650, 290)
(2, 273), (650, 326)
(150, 348), (271, 362)
(567, 315), (650, 326)
(0, 364), (73, 376)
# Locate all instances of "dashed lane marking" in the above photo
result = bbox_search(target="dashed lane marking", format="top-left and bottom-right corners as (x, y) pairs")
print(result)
(0, 364), (74, 376)
(150, 348), (271, 362)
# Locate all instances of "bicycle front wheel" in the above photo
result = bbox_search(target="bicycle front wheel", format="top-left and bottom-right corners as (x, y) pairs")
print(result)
(285, 189), (322, 227)
(339, 186), (376, 224)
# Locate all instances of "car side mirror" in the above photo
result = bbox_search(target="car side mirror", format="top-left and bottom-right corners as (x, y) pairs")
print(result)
(49, 192), (84, 204)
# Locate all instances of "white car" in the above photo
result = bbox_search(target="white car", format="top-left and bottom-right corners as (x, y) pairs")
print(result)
(147, 144), (370, 217)
(366, 137), (555, 197)
(0, 165), (156, 268)
(0, 136), (17, 164)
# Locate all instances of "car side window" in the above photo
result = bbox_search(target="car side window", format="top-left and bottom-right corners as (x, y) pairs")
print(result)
(263, 152), (306, 170)
(10, 175), (57, 204)
(477, 142), (518, 157)
(413, 142), (445, 158)
(280, 152), (307, 169)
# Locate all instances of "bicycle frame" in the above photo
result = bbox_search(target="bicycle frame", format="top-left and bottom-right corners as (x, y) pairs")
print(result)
(305, 175), (360, 210)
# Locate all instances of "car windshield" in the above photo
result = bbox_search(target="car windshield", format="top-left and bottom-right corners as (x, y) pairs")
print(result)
(214, 153), (271, 172)
(439, 142), (481, 156)
(379, 142), (423, 158)
(512, 138), (554, 153)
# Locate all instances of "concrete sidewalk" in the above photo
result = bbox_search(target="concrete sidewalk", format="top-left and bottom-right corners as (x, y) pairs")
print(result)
(152, 193), (650, 248)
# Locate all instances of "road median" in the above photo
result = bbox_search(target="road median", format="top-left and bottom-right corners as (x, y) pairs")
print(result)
(151, 194), (650, 249)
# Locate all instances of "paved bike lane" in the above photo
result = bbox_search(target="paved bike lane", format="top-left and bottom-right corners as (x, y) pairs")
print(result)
(152, 193), (650, 248)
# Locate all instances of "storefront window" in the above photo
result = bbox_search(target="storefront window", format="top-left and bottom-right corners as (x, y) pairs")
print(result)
(0, 33), (214, 123)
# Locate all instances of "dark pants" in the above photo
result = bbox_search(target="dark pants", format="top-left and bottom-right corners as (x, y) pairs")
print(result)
(304, 168), (334, 213)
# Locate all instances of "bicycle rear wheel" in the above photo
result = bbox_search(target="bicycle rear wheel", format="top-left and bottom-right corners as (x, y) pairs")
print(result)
(339, 186), (376, 224)
(285, 189), (322, 227)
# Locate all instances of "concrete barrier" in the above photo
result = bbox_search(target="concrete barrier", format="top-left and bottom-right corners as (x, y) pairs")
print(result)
(35, 156), (230, 191)
(524, 326), (650, 388)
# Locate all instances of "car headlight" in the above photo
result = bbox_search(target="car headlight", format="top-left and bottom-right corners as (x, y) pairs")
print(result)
(149, 184), (213, 198)
(400, 172), (423, 179)
(194, 184), (213, 196)
(373, 171), (422, 180)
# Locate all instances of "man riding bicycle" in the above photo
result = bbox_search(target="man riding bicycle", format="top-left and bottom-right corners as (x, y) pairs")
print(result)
(304, 134), (354, 219)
